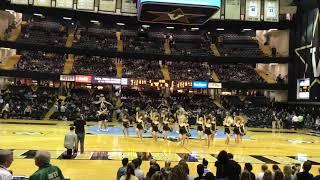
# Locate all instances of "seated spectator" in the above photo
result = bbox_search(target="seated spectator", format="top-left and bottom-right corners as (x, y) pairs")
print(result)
(194, 164), (205, 180)
(244, 163), (255, 180)
(72, 56), (116, 76)
(30, 151), (64, 180)
(215, 150), (230, 180)
(202, 158), (211, 176)
(150, 171), (163, 180)
(274, 170), (284, 180)
(120, 163), (138, 180)
(132, 158), (144, 180)
(122, 59), (163, 79)
(0, 150), (13, 180)
(168, 165), (188, 180)
(227, 153), (241, 180)
(167, 61), (211, 80)
(146, 165), (160, 180)
(204, 172), (216, 180)
(178, 160), (193, 180)
(117, 158), (129, 180)
(160, 161), (172, 179)
(283, 164), (294, 180)
(263, 170), (273, 180)
(296, 161), (313, 180)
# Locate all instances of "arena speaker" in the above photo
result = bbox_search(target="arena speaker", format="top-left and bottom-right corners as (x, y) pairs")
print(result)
(137, 0), (221, 25)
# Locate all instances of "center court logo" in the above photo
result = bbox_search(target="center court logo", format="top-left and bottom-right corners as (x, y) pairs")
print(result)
(13, 131), (43, 135)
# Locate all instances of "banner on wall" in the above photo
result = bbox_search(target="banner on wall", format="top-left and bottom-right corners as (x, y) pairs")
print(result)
(56, 0), (74, 9)
(208, 82), (222, 89)
(297, 78), (310, 99)
(225, 0), (241, 20)
(245, 0), (261, 21)
(77, 0), (95, 10)
(121, 0), (137, 13)
(192, 81), (208, 89)
(99, 0), (117, 12)
(60, 75), (75, 82)
(33, 0), (51, 7)
(11, 0), (29, 5)
(264, 0), (279, 22)
(75, 75), (92, 83)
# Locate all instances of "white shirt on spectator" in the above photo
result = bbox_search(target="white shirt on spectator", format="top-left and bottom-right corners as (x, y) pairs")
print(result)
(120, 175), (138, 180)
(256, 172), (264, 180)
(0, 166), (12, 180)
(292, 115), (299, 122)
(134, 169), (144, 180)
(64, 131), (77, 149)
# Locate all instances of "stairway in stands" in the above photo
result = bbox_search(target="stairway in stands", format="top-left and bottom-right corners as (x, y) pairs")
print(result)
(116, 32), (123, 52)
(210, 69), (220, 82)
(0, 55), (21, 70)
(65, 30), (75, 48)
(259, 43), (272, 57)
(6, 21), (24, 42)
(161, 64), (171, 80)
(63, 54), (75, 74)
(213, 100), (226, 110)
(210, 44), (221, 56)
(115, 59), (123, 78)
(164, 39), (171, 55)
(255, 68), (277, 84)
(43, 96), (66, 120)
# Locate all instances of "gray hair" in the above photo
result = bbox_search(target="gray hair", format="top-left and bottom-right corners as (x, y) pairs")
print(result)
(35, 151), (51, 164)
(0, 150), (13, 165)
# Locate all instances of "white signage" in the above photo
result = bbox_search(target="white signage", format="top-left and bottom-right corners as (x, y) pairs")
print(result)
(77, 0), (95, 10)
(33, 0), (51, 7)
(11, 0), (29, 5)
(99, 0), (116, 12)
(208, 82), (222, 89)
(56, 0), (74, 9)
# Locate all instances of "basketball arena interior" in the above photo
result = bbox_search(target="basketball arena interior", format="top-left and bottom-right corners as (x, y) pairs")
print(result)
(0, 0), (320, 179)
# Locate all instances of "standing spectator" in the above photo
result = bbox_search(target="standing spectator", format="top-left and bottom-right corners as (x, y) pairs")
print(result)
(150, 171), (163, 180)
(202, 158), (212, 176)
(273, 165), (280, 173)
(74, 117), (86, 154)
(257, 164), (269, 180)
(120, 163), (138, 180)
(178, 160), (193, 180)
(64, 127), (77, 159)
(244, 163), (255, 180)
(283, 164), (294, 180)
(1, 103), (10, 118)
(263, 170), (273, 180)
(0, 150), (13, 180)
(160, 161), (172, 179)
(194, 164), (205, 180)
(227, 153), (241, 180)
(315, 116), (320, 131)
(240, 170), (251, 180)
(296, 161), (313, 180)
(168, 165), (188, 180)
(146, 165), (160, 180)
(117, 158), (129, 180)
(274, 170), (284, 180)
(30, 151), (64, 180)
(215, 150), (230, 180)
(205, 172), (216, 180)
(132, 158), (144, 180)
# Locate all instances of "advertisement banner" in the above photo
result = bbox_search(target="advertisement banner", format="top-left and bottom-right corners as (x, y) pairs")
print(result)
(75, 75), (92, 83)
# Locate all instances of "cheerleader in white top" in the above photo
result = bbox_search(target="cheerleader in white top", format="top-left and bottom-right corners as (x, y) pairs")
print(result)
(209, 114), (217, 141)
(136, 111), (145, 141)
(204, 118), (213, 147)
(97, 107), (109, 131)
(223, 112), (234, 145)
(196, 114), (204, 142)
(178, 119), (188, 146)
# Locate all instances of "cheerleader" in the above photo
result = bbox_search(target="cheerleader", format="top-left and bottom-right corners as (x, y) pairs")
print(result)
(178, 120), (188, 146)
(233, 117), (241, 144)
(204, 118), (212, 147)
(196, 114), (204, 141)
(239, 119), (246, 142)
(223, 112), (234, 145)
(97, 108), (108, 131)
(162, 116), (171, 141)
(209, 114), (217, 140)
(136, 111), (145, 141)
(122, 110), (130, 137)
(151, 112), (160, 142)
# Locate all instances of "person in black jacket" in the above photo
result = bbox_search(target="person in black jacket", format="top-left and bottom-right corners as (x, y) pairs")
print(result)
(74, 115), (86, 154)
(227, 153), (241, 180)
(215, 150), (230, 180)
(296, 161), (313, 180)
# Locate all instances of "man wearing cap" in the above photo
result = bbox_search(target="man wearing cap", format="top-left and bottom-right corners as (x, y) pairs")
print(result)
(30, 151), (64, 180)
(0, 149), (13, 180)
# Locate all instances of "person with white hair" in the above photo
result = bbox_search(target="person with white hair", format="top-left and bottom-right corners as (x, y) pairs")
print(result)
(0, 149), (13, 180)
(30, 151), (64, 180)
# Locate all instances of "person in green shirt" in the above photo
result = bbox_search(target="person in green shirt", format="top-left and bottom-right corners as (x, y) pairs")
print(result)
(30, 151), (65, 180)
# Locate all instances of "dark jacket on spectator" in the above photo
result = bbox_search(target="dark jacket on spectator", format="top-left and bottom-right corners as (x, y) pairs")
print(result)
(296, 171), (313, 180)
(226, 160), (241, 180)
